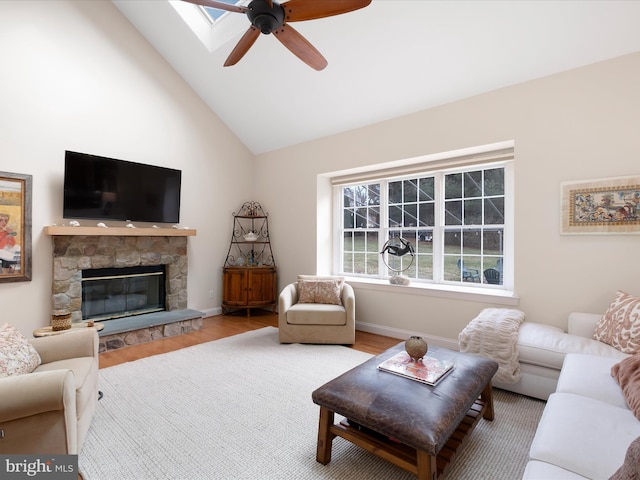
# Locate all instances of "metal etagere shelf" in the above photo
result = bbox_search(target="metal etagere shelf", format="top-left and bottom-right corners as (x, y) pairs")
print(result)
(224, 201), (275, 268)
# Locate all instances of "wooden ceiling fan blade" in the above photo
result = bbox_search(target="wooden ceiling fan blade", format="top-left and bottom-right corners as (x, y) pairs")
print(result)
(224, 26), (261, 66)
(272, 24), (327, 71)
(282, 0), (371, 22)
(181, 0), (247, 14)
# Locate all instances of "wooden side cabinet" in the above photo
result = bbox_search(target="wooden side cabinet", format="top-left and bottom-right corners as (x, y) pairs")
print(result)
(222, 266), (277, 316)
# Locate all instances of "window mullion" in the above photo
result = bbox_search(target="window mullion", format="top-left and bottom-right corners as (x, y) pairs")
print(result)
(379, 179), (389, 278)
(432, 173), (444, 282)
(334, 186), (343, 274)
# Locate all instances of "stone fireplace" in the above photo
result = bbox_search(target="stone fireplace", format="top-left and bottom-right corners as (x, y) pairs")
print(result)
(47, 227), (202, 351)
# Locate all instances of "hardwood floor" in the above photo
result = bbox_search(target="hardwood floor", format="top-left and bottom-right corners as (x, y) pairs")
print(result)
(99, 310), (401, 368)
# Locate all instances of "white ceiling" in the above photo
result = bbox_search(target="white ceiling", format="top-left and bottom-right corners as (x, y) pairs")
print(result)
(113, 0), (640, 155)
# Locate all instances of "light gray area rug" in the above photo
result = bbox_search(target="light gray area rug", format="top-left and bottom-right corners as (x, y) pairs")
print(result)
(80, 327), (545, 479)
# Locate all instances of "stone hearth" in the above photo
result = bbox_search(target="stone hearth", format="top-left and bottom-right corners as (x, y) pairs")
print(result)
(99, 315), (202, 352)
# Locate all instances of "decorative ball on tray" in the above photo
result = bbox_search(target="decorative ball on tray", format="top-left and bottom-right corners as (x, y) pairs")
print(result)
(405, 336), (428, 360)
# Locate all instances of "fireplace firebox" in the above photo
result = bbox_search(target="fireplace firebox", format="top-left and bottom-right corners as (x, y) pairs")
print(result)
(82, 265), (166, 321)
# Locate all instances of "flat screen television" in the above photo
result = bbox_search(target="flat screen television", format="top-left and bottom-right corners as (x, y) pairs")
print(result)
(63, 151), (182, 223)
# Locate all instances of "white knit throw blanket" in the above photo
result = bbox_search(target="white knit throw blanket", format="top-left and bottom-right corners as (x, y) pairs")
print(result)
(459, 308), (526, 384)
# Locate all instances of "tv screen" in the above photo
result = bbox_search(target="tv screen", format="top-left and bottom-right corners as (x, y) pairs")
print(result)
(63, 151), (181, 223)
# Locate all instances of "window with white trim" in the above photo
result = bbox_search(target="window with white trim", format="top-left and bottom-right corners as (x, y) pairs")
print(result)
(334, 148), (513, 290)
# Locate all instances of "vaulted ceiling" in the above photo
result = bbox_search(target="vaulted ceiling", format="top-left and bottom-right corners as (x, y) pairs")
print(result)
(113, 1), (640, 155)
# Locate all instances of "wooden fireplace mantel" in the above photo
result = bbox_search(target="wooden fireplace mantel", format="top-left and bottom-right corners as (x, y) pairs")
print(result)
(43, 226), (197, 237)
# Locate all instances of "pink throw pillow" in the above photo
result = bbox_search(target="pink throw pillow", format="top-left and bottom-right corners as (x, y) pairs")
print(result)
(612, 354), (640, 421)
(594, 291), (640, 354)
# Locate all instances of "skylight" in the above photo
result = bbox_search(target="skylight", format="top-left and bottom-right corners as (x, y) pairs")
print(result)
(202, 1), (243, 24)
(169, 0), (249, 53)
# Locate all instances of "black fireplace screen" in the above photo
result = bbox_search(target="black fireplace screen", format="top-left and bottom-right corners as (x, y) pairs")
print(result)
(81, 265), (166, 321)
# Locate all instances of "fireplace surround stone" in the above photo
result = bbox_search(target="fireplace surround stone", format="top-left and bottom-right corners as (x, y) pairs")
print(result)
(48, 229), (201, 351)
(52, 235), (188, 316)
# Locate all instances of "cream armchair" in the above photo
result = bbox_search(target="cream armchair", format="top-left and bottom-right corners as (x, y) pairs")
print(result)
(0, 328), (99, 454)
(278, 276), (355, 345)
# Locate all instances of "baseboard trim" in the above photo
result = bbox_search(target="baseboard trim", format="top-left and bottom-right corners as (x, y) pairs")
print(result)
(355, 321), (459, 351)
(201, 307), (223, 318)
(198, 311), (461, 351)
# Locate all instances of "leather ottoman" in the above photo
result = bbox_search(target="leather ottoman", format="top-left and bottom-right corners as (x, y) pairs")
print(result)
(312, 342), (498, 479)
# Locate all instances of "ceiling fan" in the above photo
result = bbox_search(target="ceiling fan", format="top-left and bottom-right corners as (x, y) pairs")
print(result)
(181, 0), (372, 70)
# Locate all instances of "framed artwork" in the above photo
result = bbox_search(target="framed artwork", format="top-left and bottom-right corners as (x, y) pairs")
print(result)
(0, 171), (32, 282)
(561, 175), (640, 234)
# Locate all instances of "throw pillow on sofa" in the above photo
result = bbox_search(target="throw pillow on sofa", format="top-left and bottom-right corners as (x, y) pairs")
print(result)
(594, 290), (640, 354)
(612, 354), (640, 421)
(0, 323), (41, 377)
(609, 435), (640, 480)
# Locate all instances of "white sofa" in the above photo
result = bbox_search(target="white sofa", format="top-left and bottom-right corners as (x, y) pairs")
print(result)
(503, 312), (639, 479)
(523, 353), (640, 479)
(493, 312), (628, 401)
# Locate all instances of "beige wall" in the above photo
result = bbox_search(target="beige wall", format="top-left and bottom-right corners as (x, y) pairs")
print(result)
(254, 52), (640, 342)
(0, 1), (253, 335)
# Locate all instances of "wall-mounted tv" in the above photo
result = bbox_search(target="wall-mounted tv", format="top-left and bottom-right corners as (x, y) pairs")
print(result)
(63, 151), (182, 223)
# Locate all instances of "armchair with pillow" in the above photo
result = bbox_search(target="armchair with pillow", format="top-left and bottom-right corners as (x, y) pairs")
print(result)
(0, 324), (99, 454)
(278, 275), (355, 345)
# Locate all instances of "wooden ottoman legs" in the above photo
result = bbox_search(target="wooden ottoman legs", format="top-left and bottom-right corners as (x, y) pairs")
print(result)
(316, 406), (335, 464)
(481, 383), (495, 421)
(416, 450), (437, 480)
(315, 405), (437, 480)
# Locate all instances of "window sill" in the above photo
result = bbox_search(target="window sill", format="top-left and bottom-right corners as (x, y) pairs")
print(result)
(343, 277), (519, 306)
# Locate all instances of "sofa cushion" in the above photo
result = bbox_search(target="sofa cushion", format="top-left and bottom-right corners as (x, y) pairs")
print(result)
(556, 354), (627, 408)
(529, 393), (640, 479)
(523, 460), (589, 480)
(594, 290), (640, 354)
(612, 354), (640, 421)
(518, 323), (626, 370)
(287, 303), (347, 326)
(0, 323), (41, 377)
(297, 279), (342, 305)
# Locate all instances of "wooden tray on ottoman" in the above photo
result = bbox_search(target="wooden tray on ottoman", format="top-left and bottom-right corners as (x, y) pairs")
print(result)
(312, 343), (498, 480)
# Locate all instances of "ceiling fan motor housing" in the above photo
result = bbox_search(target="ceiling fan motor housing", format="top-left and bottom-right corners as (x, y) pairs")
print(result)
(247, 0), (285, 34)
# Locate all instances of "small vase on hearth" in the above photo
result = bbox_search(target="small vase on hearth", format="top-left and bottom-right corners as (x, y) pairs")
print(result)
(405, 336), (428, 360)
